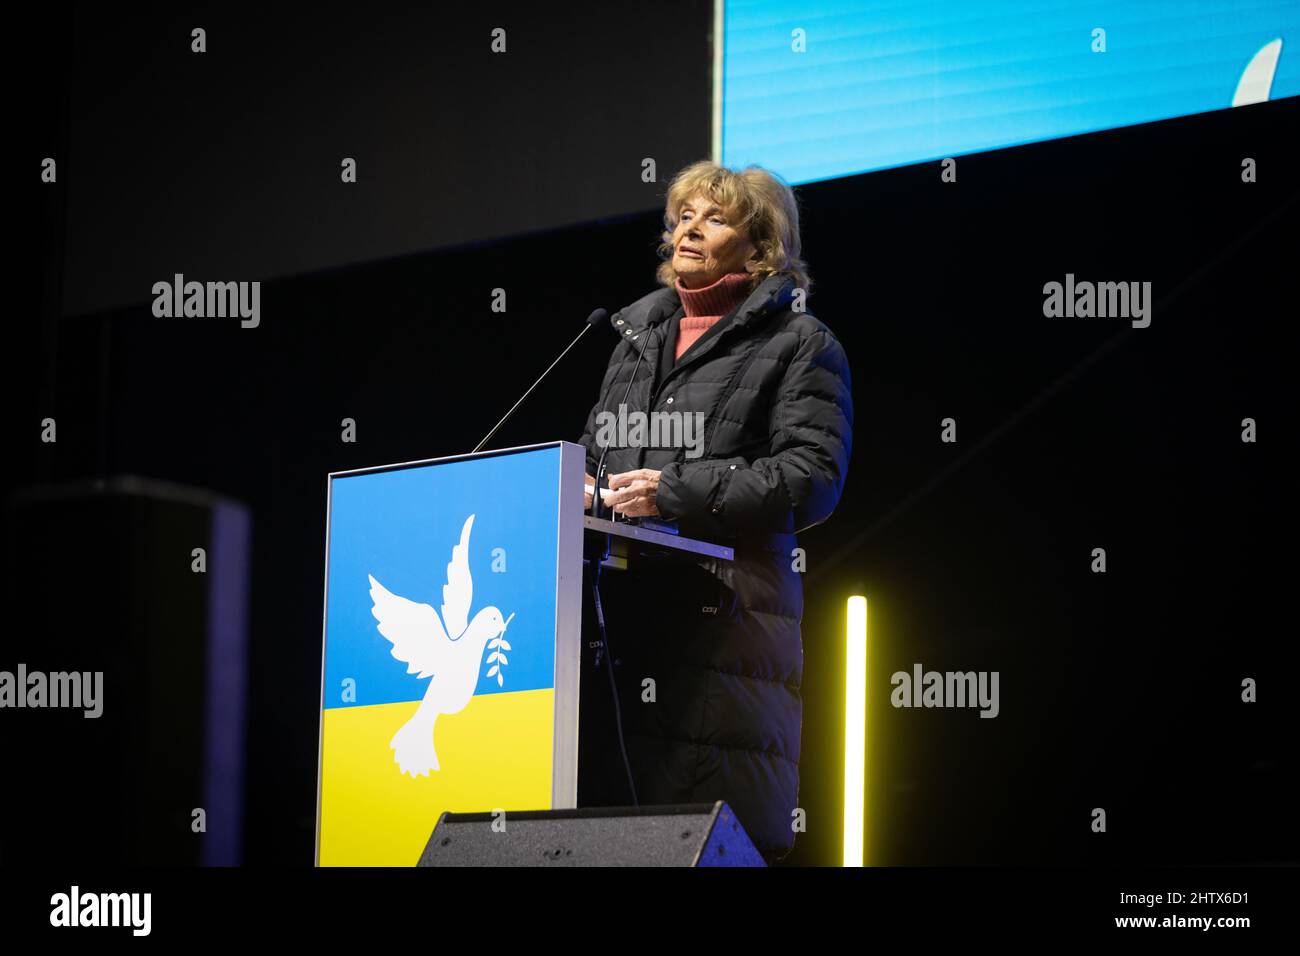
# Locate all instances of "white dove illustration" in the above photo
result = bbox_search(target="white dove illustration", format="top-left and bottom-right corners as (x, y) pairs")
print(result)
(367, 514), (515, 777)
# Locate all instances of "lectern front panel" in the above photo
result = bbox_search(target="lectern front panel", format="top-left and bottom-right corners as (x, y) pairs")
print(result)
(316, 441), (584, 865)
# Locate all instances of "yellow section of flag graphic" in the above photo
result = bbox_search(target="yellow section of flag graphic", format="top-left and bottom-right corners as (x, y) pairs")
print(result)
(319, 689), (555, 866)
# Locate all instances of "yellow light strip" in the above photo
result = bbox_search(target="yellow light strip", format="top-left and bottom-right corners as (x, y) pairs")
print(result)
(844, 595), (867, 867)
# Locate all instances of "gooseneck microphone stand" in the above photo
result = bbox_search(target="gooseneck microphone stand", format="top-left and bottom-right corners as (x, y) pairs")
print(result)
(472, 308), (609, 454)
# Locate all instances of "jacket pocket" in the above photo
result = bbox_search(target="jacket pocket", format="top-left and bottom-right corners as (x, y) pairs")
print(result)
(634, 556), (739, 623)
(693, 559), (740, 621)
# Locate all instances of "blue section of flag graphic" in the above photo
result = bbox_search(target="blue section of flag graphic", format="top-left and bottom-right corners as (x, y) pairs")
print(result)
(323, 446), (561, 708)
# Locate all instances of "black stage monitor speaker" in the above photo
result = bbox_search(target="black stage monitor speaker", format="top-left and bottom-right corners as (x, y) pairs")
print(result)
(417, 801), (766, 867)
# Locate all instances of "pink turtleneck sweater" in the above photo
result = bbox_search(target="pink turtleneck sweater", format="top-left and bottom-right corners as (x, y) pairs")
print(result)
(673, 271), (752, 360)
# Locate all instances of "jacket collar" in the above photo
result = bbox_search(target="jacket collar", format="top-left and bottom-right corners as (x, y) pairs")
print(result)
(610, 271), (797, 338)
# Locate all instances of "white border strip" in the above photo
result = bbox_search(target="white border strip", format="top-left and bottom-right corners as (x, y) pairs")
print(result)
(711, 0), (725, 162)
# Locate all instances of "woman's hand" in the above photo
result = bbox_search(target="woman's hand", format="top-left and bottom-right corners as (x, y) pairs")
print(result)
(605, 469), (662, 517)
(584, 472), (596, 510)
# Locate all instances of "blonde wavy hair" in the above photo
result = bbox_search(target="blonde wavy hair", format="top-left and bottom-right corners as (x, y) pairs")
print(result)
(655, 160), (812, 295)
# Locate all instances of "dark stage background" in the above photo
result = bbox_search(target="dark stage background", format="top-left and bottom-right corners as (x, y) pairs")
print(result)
(6, 2), (1296, 867)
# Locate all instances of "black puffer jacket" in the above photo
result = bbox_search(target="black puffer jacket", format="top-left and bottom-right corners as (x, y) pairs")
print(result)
(577, 270), (854, 862)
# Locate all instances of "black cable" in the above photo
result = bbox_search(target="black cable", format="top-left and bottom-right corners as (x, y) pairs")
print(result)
(590, 549), (637, 806)
(587, 319), (661, 805)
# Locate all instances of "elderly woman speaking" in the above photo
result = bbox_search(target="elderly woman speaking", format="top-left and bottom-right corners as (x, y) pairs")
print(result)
(577, 160), (853, 864)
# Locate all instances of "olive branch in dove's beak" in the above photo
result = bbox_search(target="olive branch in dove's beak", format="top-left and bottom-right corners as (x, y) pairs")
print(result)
(503, 612), (515, 631)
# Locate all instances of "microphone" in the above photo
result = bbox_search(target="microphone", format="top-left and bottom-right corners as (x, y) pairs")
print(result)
(472, 308), (610, 454)
(591, 306), (669, 519)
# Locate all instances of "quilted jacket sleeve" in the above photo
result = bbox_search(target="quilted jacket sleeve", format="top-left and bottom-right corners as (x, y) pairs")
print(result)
(655, 325), (853, 539)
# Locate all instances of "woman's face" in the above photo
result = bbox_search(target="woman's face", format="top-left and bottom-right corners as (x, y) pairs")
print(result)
(670, 193), (758, 289)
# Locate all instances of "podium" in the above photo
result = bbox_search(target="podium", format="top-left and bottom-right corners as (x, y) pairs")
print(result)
(315, 441), (732, 866)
